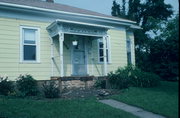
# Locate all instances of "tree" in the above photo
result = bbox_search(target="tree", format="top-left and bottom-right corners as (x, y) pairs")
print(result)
(150, 15), (179, 80)
(111, 0), (127, 18)
(122, 0), (126, 17)
(141, 0), (173, 31)
(111, 0), (121, 17)
(111, 0), (175, 80)
(127, 0), (142, 24)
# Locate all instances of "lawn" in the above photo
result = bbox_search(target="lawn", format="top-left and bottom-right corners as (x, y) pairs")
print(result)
(0, 97), (138, 118)
(110, 81), (178, 118)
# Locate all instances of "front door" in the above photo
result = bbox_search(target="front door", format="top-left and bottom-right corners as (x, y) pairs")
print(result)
(72, 38), (87, 76)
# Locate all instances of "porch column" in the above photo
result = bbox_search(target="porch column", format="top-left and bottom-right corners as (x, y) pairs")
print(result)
(103, 35), (107, 76)
(50, 36), (54, 76)
(59, 32), (64, 77)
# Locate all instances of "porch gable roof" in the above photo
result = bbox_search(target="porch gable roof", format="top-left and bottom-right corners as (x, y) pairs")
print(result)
(47, 19), (111, 37)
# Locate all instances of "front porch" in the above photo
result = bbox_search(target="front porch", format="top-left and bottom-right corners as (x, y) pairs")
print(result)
(47, 19), (112, 78)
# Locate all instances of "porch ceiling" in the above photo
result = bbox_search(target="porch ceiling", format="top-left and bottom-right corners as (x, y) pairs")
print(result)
(46, 19), (113, 37)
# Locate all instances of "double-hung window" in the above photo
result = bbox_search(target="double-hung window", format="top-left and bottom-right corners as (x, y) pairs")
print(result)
(126, 39), (132, 65)
(20, 26), (40, 62)
(98, 36), (111, 63)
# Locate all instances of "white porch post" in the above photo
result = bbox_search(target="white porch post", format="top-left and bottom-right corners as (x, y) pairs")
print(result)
(103, 35), (107, 76)
(50, 36), (54, 76)
(59, 32), (64, 77)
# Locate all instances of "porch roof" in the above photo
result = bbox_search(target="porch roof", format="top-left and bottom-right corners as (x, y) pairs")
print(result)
(47, 19), (112, 37)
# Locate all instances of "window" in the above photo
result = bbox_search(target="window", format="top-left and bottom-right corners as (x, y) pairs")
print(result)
(20, 26), (40, 62)
(126, 39), (132, 65)
(98, 36), (111, 63)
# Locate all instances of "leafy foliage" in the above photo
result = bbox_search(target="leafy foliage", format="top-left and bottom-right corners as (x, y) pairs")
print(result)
(42, 81), (60, 98)
(111, 0), (173, 27)
(16, 74), (38, 97)
(111, 0), (121, 17)
(0, 76), (14, 96)
(128, 0), (142, 23)
(94, 79), (106, 89)
(108, 72), (130, 90)
(130, 69), (161, 87)
(150, 15), (179, 80)
(108, 65), (160, 89)
(111, 0), (177, 81)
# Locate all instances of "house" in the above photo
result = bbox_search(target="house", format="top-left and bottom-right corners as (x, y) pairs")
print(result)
(0, 0), (140, 81)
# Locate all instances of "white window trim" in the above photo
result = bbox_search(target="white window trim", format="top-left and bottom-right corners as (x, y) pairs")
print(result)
(97, 35), (111, 64)
(126, 38), (133, 64)
(20, 26), (40, 63)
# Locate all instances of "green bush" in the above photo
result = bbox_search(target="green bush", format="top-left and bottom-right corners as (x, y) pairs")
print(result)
(94, 79), (106, 89)
(0, 76), (14, 96)
(130, 70), (161, 87)
(108, 67), (131, 89)
(108, 65), (160, 89)
(16, 74), (38, 97)
(42, 81), (60, 98)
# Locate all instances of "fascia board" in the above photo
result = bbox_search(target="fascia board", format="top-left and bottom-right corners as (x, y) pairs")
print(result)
(55, 19), (114, 29)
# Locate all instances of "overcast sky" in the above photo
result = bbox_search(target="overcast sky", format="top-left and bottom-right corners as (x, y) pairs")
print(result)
(55, 0), (179, 15)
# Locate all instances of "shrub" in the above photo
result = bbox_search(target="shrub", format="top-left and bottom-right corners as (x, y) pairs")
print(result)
(108, 65), (160, 89)
(42, 81), (60, 98)
(108, 68), (131, 90)
(0, 76), (14, 96)
(94, 79), (106, 89)
(16, 74), (38, 97)
(130, 70), (161, 87)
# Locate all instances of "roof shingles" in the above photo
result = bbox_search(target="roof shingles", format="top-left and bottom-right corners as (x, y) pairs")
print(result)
(0, 0), (135, 23)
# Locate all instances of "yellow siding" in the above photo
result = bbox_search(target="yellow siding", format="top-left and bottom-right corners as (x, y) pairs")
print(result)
(0, 17), (134, 80)
(0, 17), (51, 80)
(107, 29), (128, 73)
(89, 28), (128, 76)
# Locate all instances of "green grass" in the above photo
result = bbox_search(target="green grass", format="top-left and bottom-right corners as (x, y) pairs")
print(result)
(110, 81), (178, 118)
(0, 97), (138, 118)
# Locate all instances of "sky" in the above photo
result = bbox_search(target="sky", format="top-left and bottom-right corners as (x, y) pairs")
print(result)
(54, 0), (179, 15)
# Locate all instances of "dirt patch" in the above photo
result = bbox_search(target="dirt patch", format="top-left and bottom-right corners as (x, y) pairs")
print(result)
(60, 87), (120, 99)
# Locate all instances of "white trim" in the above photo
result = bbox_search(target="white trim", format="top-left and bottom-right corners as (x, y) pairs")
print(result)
(126, 38), (133, 65)
(97, 38), (102, 63)
(85, 39), (89, 75)
(91, 38), (94, 76)
(107, 35), (112, 63)
(47, 20), (108, 38)
(130, 38), (134, 65)
(0, 2), (136, 24)
(97, 36), (111, 64)
(59, 32), (64, 77)
(64, 32), (104, 37)
(103, 36), (107, 76)
(70, 42), (73, 76)
(131, 37), (135, 65)
(55, 19), (114, 29)
(20, 26), (40, 63)
(50, 36), (54, 76)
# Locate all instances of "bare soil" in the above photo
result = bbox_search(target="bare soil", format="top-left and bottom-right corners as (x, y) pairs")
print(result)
(60, 87), (120, 99)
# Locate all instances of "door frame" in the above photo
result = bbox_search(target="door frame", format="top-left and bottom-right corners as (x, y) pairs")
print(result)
(71, 37), (88, 76)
